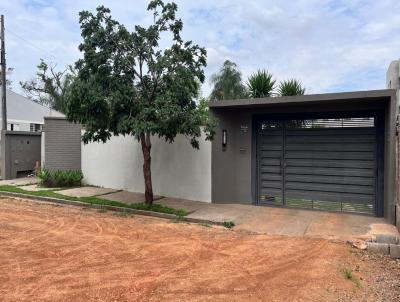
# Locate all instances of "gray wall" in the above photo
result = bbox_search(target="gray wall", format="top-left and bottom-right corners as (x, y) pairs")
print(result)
(43, 117), (82, 171)
(1, 131), (41, 179)
(211, 109), (253, 204)
(210, 90), (398, 223)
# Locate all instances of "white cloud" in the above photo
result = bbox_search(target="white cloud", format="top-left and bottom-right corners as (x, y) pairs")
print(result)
(1, 0), (399, 96)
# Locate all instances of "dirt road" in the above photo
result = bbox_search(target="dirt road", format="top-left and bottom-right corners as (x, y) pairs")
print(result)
(0, 197), (399, 301)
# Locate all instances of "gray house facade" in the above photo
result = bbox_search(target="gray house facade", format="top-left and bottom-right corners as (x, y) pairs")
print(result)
(210, 88), (398, 224)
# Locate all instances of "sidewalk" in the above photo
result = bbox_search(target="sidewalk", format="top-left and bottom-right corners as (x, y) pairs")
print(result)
(1, 177), (398, 241)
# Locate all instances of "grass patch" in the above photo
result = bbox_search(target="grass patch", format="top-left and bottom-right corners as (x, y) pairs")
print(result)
(223, 221), (235, 229)
(343, 268), (362, 288)
(0, 185), (188, 217)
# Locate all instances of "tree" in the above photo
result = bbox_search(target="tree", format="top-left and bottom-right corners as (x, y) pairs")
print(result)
(20, 59), (74, 113)
(247, 70), (276, 98)
(0, 67), (13, 87)
(66, 2), (214, 204)
(278, 79), (305, 96)
(209, 60), (247, 100)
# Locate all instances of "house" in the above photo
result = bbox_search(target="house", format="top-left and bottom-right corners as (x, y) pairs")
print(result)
(41, 59), (400, 227)
(0, 89), (64, 132)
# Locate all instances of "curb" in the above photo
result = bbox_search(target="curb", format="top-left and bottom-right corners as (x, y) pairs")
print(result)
(0, 191), (225, 227)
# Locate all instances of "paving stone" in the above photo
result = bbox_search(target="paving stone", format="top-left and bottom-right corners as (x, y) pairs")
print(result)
(375, 234), (399, 244)
(20, 185), (59, 192)
(99, 190), (162, 204)
(389, 244), (400, 259)
(367, 242), (389, 255)
(58, 187), (118, 198)
(0, 177), (39, 186)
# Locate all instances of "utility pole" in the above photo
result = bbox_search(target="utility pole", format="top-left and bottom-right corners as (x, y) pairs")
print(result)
(1, 15), (6, 131)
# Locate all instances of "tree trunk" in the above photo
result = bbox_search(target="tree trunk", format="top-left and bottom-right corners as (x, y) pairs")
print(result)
(140, 132), (154, 205)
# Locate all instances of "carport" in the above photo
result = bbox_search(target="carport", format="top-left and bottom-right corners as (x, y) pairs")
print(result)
(209, 89), (398, 224)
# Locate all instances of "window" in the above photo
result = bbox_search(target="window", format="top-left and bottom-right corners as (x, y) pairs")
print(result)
(30, 123), (42, 132)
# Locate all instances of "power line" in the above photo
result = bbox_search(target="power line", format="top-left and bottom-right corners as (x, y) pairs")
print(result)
(5, 28), (70, 66)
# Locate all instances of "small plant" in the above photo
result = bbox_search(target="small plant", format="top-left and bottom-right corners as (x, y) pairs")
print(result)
(223, 221), (235, 229)
(38, 169), (83, 187)
(37, 169), (51, 185)
(344, 268), (353, 279)
(343, 268), (362, 288)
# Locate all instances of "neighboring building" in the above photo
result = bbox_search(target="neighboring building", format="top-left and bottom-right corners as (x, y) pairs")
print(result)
(0, 89), (64, 132)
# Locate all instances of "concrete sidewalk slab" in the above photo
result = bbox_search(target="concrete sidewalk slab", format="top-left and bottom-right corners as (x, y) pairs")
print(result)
(59, 187), (118, 198)
(187, 202), (400, 241)
(0, 177), (39, 186)
(19, 184), (60, 192)
(157, 197), (207, 213)
(99, 190), (162, 204)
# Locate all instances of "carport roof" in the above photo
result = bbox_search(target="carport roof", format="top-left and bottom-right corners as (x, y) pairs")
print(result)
(209, 89), (397, 109)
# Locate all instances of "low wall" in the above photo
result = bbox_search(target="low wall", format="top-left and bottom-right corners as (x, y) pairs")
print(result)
(82, 133), (212, 202)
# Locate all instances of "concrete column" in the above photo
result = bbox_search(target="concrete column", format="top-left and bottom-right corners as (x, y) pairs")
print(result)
(386, 59), (400, 90)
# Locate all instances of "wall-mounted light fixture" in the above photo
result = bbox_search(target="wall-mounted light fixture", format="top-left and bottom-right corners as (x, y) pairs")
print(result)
(222, 129), (227, 148)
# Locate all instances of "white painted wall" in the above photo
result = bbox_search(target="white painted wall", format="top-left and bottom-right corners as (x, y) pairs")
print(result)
(82, 132), (211, 202)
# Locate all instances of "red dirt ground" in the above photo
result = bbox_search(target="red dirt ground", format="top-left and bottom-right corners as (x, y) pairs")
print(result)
(0, 197), (399, 301)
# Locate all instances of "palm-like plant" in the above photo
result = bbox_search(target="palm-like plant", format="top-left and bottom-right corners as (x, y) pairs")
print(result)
(209, 60), (247, 100)
(278, 79), (306, 96)
(247, 70), (275, 98)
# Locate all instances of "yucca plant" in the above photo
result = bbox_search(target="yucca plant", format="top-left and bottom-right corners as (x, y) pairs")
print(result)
(278, 79), (306, 96)
(247, 70), (276, 98)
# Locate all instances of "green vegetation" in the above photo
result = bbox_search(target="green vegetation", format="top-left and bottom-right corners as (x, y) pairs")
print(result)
(66, 2), (215, 205)
(38, 169), (83, 187)
(20, 59), (75, 114)
(343, 268), (361, 288)
(247, 70), (276, 98)
(0, 185), (187, 217)
(278, 79), (306, 96)
(344, 268), (353, 279)
(209, 60), (247, 100)
(223, 220), (235, 229)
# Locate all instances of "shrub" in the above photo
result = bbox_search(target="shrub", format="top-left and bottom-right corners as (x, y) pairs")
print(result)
(38, 169), (83, 187)
(247, 70), (276, 98)
(223, 221), (235, 229)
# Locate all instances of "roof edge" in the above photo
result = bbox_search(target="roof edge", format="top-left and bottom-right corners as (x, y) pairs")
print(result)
(209, 89), (397, 108)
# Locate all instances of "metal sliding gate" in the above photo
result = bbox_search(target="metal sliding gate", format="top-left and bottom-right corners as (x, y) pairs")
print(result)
(256, 116), (380, 215)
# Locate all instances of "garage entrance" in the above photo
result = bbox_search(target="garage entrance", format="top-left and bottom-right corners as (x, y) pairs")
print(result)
(256, 113), (384, 216)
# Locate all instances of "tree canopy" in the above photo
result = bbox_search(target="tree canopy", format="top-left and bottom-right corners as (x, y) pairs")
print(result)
(66, 1), (214, 203)
(20, 59), (74, 113)
(209, 60), (247, 100)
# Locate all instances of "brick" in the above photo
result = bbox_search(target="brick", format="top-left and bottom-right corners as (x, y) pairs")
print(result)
(367, 242), (389, 255)
(375, 234), (398, 245)
(389, 244), (400, 258)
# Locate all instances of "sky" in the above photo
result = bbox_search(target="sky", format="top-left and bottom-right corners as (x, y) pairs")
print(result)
(1, 0), (399, 97)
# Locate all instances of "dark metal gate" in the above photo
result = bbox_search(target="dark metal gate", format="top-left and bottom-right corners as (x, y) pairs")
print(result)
(256, 116), (379, 215)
